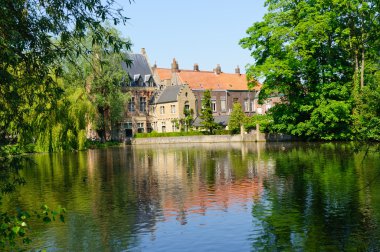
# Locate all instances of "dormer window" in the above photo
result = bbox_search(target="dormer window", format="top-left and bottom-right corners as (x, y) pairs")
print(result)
(144, 74), (151, 82)
(133, 74), (140, 82)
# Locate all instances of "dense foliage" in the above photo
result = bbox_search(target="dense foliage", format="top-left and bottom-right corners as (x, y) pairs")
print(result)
(181, 108), (194, 132)
(0, 156), (66, 249)
(63, 30), (130, 143)
(244, 114), (273, 133)
(200, 90), (219, 134)
(0, 0), (131, 148)
(228, 102), (246, 134)
(0, 0), (131, 249)
(241, 0), (380, 141)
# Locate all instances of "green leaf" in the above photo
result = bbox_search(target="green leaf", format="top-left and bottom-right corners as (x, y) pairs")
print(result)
(12, 226), (20, 234)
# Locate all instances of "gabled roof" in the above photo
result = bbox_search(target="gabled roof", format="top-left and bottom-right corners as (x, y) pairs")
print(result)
(122, 53), (152, 77)
(155, 85), (183, 104)
(155, 68), (261, 91)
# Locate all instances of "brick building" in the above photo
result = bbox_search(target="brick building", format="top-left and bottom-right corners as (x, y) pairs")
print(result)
(153, 59), (281, 126)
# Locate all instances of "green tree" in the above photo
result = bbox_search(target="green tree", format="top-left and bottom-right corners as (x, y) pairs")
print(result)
(200, 90), (218, 134)
(240, 0), (380, 140)
(0, 0), (132, 146)
(0, 1), (132, 249)
(244, 114), (273, 133)
(228, 102), (246, 134)
(90, 47), (129, 141)
(32, 27), (130, 149)
(182, 107), (194, 132)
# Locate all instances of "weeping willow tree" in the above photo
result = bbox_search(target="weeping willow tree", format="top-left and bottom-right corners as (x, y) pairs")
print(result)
(29, 25), (131, 151)
(90, 46), (130, 141)
(0, 0), (132, 151)
(34, 80), (96, 152)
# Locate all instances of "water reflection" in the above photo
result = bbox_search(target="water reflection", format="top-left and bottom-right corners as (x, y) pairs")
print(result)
(1, 142), (379, 251)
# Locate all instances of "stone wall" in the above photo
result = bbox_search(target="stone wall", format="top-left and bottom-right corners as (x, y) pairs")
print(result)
(131, 131), (292, 145)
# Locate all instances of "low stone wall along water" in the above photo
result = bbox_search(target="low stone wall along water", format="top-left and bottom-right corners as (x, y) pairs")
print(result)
(131, 131), (292, 145)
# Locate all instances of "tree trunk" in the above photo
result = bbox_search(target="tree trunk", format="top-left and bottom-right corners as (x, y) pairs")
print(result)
(355, 50), (359, 82)
(360, 49), (365, 89)
(104, 107), (110, 141)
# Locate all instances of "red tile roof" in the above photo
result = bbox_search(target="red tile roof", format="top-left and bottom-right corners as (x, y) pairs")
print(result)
(155, 68), (261, 91)
(155, 68), (172, 81)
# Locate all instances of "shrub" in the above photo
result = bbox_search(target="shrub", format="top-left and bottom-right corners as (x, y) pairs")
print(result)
(134, 131), (204, 138)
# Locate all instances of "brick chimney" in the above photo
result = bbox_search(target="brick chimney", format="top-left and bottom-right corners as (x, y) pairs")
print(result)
(193, 63), (199, 71)
(215, 64), (222, 75)
(171, 58), (179, 72)
(235, 65), (241, 75)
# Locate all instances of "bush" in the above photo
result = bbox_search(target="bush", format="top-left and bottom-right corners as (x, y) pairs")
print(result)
(214, 129), (231, 135)
(244, 114), (273, 132)
(134, 131), (204, 138)
(0, 144), (36, 156)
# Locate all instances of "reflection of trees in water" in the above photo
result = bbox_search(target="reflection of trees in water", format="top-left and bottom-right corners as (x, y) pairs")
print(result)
(3, 150), (143, 251)
(131, 143), (273, 224)
(4, 143), (379, 250)
(250, 143), (380, 251)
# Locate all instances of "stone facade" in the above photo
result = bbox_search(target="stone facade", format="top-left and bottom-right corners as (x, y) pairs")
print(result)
(150, 84), (196, 133)
(120, 51), (157, 139)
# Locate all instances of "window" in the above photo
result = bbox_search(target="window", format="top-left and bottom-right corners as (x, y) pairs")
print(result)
(160, 106), (165, 114)
(184, 101), (190, 112)
(244, 100), (250, 112)
(128, 97), (135, 112)
(171, 105), (176, 114)
(137, 122), (144, 133)
(221, 98), (226, 112)
(257, 107), (263, 114)
(139, 97), (146, 112)
(124, 122), (132, 129)
(251, 101), (255, 112)
(162, 122), (166, 132)
(147, 123), (153, 133)
(212, 100), (217, 112)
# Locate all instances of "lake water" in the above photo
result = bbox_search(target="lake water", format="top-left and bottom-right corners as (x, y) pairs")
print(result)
(2, 142), (380, 251)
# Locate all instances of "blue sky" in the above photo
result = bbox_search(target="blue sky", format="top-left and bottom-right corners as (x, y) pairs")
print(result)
(116, 0), (266, 73)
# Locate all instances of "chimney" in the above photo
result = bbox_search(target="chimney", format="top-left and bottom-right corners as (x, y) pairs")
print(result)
(171, 58), (179, 72)
(141, 48), (154, 71)
(193, 63), (199, 71)
(235, 65), (241, 75)
(215, 64), (222, 75)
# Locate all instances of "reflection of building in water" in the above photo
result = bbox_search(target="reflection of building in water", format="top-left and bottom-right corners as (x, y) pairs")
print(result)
(131, 143), (276, 224)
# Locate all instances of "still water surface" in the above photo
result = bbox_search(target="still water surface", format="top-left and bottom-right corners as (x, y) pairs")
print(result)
(2, 142), (380, 251)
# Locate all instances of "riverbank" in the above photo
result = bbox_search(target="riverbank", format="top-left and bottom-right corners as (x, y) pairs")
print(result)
(131, 131), (292, 145)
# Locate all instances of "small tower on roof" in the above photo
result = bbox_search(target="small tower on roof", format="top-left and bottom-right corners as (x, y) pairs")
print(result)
(171, 58), (179, 72)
